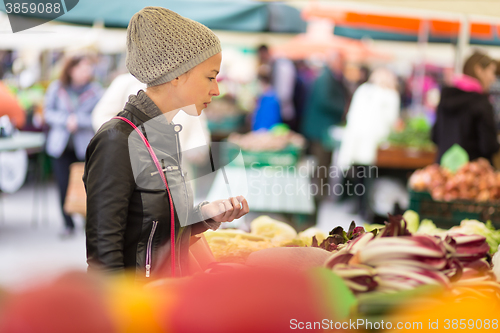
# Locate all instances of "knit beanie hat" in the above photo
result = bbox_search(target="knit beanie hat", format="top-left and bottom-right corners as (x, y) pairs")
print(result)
(126, 7), (221, 87)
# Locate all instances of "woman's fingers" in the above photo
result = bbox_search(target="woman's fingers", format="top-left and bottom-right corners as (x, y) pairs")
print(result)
(235, 197), (249, 219)
(210, 202), (225, 222)
(222, 199), (234, 221)
(226, 197), (241, 222)
(208, 196), (249, 222)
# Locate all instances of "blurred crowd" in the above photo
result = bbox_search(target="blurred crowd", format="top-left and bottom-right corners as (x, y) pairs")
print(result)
(1, 45), (500, 232)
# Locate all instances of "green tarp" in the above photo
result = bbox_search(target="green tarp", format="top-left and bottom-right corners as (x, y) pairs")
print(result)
(1, 0), (306, 33)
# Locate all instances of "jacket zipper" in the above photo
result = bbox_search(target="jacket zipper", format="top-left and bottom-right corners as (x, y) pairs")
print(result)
(175, 132), (190, 224)
(145, 220), (158, 278)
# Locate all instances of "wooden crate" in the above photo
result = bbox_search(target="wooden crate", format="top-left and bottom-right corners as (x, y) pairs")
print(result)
(376, 146), (436, 169)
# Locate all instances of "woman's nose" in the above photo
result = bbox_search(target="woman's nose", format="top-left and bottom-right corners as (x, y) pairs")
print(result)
(211, 81), (220, 96)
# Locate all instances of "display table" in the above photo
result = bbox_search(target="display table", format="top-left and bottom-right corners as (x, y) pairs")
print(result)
(0, 131), (45, 152)
(0, 131), (46, 225)
(63, 163), (316, 220)
(376, 145), (436, 169)
(206, 164), (315, 215)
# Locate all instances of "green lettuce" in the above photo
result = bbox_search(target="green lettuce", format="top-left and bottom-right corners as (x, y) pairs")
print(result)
(450, 220), (500, 254)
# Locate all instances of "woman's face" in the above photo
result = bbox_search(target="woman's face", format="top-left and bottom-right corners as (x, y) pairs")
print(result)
(475, 62), (497, 92)
(70, 59), (93, 87)
(175, 52), (221, 116)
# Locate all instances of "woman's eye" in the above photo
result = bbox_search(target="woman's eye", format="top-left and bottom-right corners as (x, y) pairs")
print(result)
(209, 77), (215, 81)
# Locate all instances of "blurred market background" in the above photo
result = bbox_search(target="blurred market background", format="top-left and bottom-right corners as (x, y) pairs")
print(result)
(2, 0), (500, 331)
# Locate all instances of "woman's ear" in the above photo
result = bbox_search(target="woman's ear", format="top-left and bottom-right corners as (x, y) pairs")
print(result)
(171, 77), (180, 87)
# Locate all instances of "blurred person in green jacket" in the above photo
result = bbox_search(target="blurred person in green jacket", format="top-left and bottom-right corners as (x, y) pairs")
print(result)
(301, 51), (348, 202)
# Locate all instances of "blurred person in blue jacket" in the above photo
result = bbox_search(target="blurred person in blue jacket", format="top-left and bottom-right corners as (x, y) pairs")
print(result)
(44, 55), (103, 237)
(252, 70), (281, 131)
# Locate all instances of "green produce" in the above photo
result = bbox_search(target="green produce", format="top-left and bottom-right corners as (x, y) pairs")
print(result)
(416, 219), (445, 235)
(448, 219), (500, 254)
(356, 285), (444, 317)
(414, 216), (500, 254)
(403, 210), (420, 233)
(323, 214), (496, 295)
(386, 116), (435, 151)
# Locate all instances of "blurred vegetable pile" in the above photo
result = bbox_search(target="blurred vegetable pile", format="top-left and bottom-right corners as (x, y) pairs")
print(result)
(227, 126), (305, 152)
(206, 211), (500, 299)
(322, 212), (499, 297)
(386, 116), (435, 151)
(204, 95), (244, 121)
(409, 158), (500, 202)
(205, 215), (326, 263)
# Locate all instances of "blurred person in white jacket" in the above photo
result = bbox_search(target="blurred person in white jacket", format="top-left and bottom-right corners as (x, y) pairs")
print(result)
(337, 68), (400, 169)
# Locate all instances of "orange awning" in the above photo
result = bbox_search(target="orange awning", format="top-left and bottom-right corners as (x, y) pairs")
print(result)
(302, 4), (496, 41)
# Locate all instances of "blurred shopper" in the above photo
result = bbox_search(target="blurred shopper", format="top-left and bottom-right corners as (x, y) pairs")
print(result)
(44, 55), (102, 237)
(432, 51), (499, 163)
(488, 60), (500, 129)
(84, 7), (249, 278)
(338, 68), (400, 168)
(257, 45), (297, 131)
(91, 73), (143, 131)
(292, 60), (315, 131)
(252, 71), (281, 131)
(337, 68), (400, 218)
(301, 51), (348, 201)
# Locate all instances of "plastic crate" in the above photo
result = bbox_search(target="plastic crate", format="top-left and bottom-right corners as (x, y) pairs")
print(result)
(408, 190), (500, 228)
(207, 114), (246, 134)
(226, 144), (302, 167)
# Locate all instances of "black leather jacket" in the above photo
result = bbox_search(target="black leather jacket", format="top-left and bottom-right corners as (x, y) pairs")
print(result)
(432, 87), (500, 163)
(84, 91), (215, 278)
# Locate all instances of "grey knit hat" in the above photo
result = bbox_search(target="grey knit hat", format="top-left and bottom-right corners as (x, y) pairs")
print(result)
(126, 7), (221, 87)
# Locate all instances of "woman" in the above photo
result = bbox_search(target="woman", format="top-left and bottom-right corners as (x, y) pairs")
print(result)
(84, 7), (249, 278)
(44, 55), (102, 236)
(432, 51), (499, 163)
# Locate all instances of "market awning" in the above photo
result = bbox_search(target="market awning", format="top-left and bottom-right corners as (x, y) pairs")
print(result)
(302, 4), (500, 46)
(1, 0), (307, 33)
(271, 27), (391, 61)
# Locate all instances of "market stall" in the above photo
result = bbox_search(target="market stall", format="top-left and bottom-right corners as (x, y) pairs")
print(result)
(1, 2), (500, 332)
(409, 156), (500, 228)
(376, 116), (437, 169)
(1, 211), (498, 332)
(206, 128), (315, 227)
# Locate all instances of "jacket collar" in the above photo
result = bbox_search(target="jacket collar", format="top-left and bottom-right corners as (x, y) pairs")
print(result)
(452, 74), (484, 93)
(127, 90), (164, 119)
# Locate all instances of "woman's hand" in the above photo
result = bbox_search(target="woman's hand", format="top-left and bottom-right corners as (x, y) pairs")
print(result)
(201, 195), (249, 223)
(66, 114), (78, 133)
